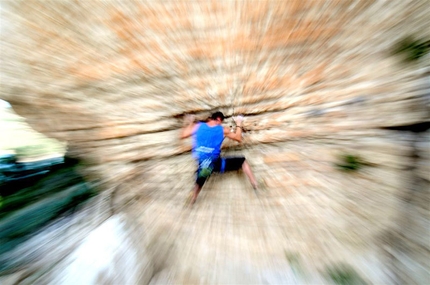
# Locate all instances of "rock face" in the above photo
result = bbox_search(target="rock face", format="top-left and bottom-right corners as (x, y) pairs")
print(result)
(0, 0), (429, 284)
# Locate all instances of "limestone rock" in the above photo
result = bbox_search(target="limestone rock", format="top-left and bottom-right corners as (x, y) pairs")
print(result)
(0, 0), (429, 284)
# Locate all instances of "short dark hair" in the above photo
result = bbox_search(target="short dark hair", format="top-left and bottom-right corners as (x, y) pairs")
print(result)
(211, 111), (225, 121)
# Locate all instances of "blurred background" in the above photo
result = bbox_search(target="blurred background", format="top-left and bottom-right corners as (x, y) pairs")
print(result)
(0, 0), (429, 284)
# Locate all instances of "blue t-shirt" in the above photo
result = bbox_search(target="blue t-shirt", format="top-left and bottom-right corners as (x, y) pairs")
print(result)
(192, 122), (224, 161)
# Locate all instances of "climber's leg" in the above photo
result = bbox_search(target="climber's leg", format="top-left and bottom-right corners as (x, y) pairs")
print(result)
(218, 157), (258, 189)
(190, 184), (201, 205)
(241, 160), (258, 190)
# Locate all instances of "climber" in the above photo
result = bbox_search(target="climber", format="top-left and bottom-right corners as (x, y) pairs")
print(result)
(180, 111), (258, 204)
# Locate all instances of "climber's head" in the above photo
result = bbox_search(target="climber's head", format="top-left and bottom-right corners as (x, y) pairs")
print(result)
(210, 111), (225, 124)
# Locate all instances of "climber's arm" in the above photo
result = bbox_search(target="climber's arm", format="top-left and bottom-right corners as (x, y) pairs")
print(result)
(180, 115), (198, 139)
(224, 115), (244, 143)
(224, 126), (242, 143)
(180, 124), (196, 139)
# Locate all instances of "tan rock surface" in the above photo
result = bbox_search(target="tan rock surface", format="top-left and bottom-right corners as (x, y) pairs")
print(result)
(0, 0), (429, 284)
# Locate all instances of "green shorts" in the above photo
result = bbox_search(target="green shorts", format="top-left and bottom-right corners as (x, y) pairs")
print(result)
(196, 156), (245, 187)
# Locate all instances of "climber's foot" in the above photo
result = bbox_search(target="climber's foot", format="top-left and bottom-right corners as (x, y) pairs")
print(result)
(184, 191), (195, 207)
(189, 194), (198, 206)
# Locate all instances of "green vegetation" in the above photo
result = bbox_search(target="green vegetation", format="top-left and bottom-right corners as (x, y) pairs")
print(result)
(335, 154), (364, 172)
(325, 263), (367, 285)
(0, 167), (85, 219)
(393, 37), (430, 62)
(285, 251), (307, 279)
(285, 251), (301, 265)
(0, 160), (96, 258)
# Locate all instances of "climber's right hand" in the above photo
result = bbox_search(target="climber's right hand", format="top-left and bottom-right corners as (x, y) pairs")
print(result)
(233, 115), (244, 127)
(184, 114), (196, 125)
